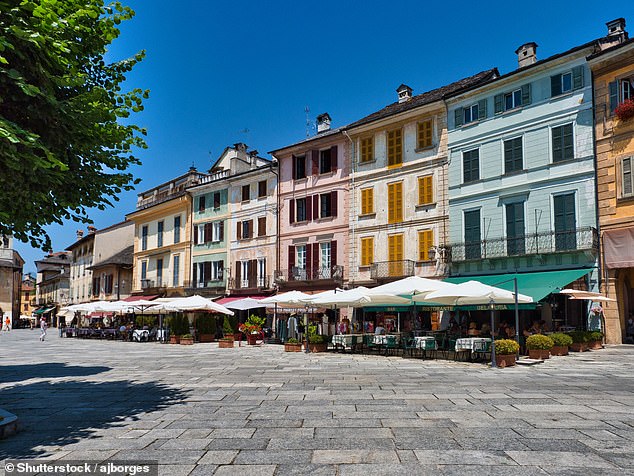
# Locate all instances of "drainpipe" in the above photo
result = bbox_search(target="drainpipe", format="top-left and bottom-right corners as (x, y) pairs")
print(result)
(269, 156), (281, 279)
(342, 130), (355, 285)
(590, 69), (603, 295)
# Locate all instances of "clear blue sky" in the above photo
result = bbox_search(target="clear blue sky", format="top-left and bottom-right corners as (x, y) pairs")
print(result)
(16, 0), (632, 273)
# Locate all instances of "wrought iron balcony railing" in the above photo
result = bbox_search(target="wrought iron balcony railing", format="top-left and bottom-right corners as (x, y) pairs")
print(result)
(283, 265), (344, 283)
(449, 227), (599, 263)
(229, 275), (271, 290)
(370, 260), (416, 281)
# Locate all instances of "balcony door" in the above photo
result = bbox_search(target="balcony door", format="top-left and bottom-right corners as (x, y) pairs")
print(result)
(506, 202), (525, 256)
(464, 210), (481, 260)
(388, 234), (403, 276)
(554, 193), (576, 251)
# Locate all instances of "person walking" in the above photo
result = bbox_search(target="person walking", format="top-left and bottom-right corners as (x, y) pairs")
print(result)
(40, 317), (48, 341)
(2, 316), (9, 332)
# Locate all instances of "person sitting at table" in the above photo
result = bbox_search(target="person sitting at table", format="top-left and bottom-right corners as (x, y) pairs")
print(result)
(480, 323), (491, 337)
(374, 324), (385, 335)
(506, 325), (516, 338)
(467, 322), (480, 336)
(495, 321), (508, 338)
(523, 320), (540, 337)
(539, 320), (549, 333)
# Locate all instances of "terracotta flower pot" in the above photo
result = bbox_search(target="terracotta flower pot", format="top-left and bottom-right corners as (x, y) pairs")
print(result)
(170, 335), (180, 344)
(247, 334), (259, 345)
(219, 339), (234, 348)
(284, 343), (303, 352)
(198, 334), (215, 343)
(570, 342), (587, 352)
(551, 345), (569, 356)
(589, 340), (603, 350)
(308, 343), (328, 353)
(224, 333), (235, 341)
(528, 349), (550, 360)
(180, 337), (194, 345)
(495, 354), (516, 368)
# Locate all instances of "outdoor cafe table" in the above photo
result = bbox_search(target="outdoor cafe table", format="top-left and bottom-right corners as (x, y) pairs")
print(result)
(331, 334), (363, 350)
(455, 337), (492, 353)
(414, 336), (437, 350)
(373, 334), (400, 345)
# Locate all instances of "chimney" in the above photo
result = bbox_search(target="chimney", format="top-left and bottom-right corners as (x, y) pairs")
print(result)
(607, 18), (626, 37)
(515, 42), (538, 68)
(76, 230), (84, 239)
(234, 143), (248, 153)
(248, 150), (259, 166)
(316, 113), (331, 133)
(396, 84), (413, 103)
(599, 18), (629, 50)
(87, 226), (96, 234)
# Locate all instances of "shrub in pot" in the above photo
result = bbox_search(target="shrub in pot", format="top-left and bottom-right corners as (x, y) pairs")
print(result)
(588, 331), (604, 350)
(284, 337), (302, 352)
(549, 332), (573, 356)
(168, 315), (188, 344)
(494, 339), (519, 368)
(567, 330), (588, 352)
(308, 334), (328, 353)
(195, 315), (216, 342)
(218, 337), (234, 348)
(222, 316), (235, 341)
(180, 333), (194, 345)
(525, 334), (554, 360)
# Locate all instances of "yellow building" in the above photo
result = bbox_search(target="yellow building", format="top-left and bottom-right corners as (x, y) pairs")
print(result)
(126, 168), (208, 297)
(589, 20), (633, 343)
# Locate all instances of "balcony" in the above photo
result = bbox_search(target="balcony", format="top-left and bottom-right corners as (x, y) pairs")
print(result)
(276, 265), (344, 285)
(370, 260), (416, 281)
(448, 227), (599, 263)
(229, 275), (272, 292)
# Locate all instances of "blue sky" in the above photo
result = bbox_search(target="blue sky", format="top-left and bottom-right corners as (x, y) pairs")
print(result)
(16, 0), (632, 273)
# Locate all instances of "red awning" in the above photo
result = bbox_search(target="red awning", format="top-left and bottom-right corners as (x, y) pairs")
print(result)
(122, 295), (159, 302)
(215, 296), (266, 305)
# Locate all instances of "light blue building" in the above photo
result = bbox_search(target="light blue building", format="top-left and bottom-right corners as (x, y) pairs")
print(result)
(445, 38), (602, 331)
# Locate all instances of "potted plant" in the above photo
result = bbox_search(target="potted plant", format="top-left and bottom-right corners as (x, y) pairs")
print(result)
(284, 337), (302, 352)
(218, 337), (234, 348)
(239, 314), (266, 345)
(195, 315), (216, 342)
(567, 330), (588, 352)
(222, 316), (235, 341)
(168, 315), (187, 344)
(308, 334), (328, 353)
(494, 339), (519, 368)
(180, 333), (194, 345)
(588, 331), (604, 350)
(525, 334), (554, 360)
(550, 332), (573, 356)
(615, 99), (634, 122)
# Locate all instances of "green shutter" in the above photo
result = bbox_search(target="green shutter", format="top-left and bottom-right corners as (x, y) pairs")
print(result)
(494, 94), (504, 114)
(609, 81), (619, 113)
(552, 126), (562, 162)
(563, 124), (574, 161)
(454, 108), (463, 128)
(551, 74), (562, 97)
(477, 99), (487, 120)
(521, 83), (531, 105)
(572, 66), (584, 90)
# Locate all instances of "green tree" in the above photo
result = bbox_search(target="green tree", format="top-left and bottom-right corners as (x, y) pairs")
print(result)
(0, 0), (148, 249)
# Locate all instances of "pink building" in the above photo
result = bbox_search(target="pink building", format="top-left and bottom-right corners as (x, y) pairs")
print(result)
(270, 113), (350, 292)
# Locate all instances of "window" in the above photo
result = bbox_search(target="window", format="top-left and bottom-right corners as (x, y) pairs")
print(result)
(320, 242), (331, 270)
(418, 176), (433, 205)
(622, 157), (633, 197)
(195, 260), (224, 287)
(257, 258), (266, 287)
(463, 149), (480, 183)
(464, 103), (479, 124)
(319, 149), (331, 174)
(418, 230), (434, 261)
(104, 274), (113, 294)
(141, 225), (148, 251)
(198, 195), (206, 212)
(506, 202), (525, 255)
(240, 220), (252, 240)
(173, 215), (181, 243)
(157, 220), (164, 248)
(258, 180), (267, 198)
(242, 184), (250, 202)
(141, 261), (147, 280)
(360, 237), (374, 266)
(296, 197), (307, 222)
(494, 85), (531, 114)
(387, 129), (402, 167)
(417, 120), (433, 149)
(213, 191), (221, 209)
(360, 137), (374, 163)
(92, 277), (100, 296)
(388, 234), (404, 276)
(212, 261), (223, 281)
(212, 221), (223, 242)
(554, 193), (577, 251)
(552, 123), (574, 162)
(196, 224), (205, 245)
(464, 209), (481, 260)
(320, 193), (332, 218)
(504, 89), (522, 110)
(258, 216), (266, 236)
(173, 254), (180, 287)
(387, 182), (403, 224)
(361, 188), (374, 215)
(551, 66), (584, 97)
(241, 261), (249, 288)
(293, 155), (306, 179)
(504, 137), (523, 173)
(296, 245), (306, 269)
(157, 258), (163, 286)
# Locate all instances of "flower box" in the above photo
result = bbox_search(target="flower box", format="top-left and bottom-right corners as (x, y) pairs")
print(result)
(588, 340), (603, 350)
(170, 335), (180, 344)
(551, 345), (569, 356)
(219, 339), (234, 348)
(308, 342), (328, 353)
(180, 337), (194, 345)
(198, 334), (215, 343)
(615, 99), (634, 122)
(284, 343), (303, 352)
(495, 354), (516, 368)
(570, 342), (587, 352)
(528, 349), (550, 360)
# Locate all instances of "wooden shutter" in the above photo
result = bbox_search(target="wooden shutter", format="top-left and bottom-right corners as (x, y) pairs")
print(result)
(395, 182), (403, 222)
(454, 108), (463, 128)
(418, 120), (432, 149)
(330, 240), (337, 267)
(331, 191), (338, 217)
(388, 183), (395, 223)
(521, 83), (531, 106)
(204, 223), (213, 243)
(312, 150), (319, 175)
(418, 176), (433, 205)
(288, 245), (295, 275)
(312, 243), (319, 278)
(291, 155), (296, 180)
(418, 230), (434, 261)
(362, 188), (373, 215)
(623, 157), (633, 196)
(203, 261), (211, 283)
(235, 261), (241, 288)
(494, 94), (504, 114)
(552, 126), (562, 161)
(218, 260), (224, 280)
(609, 81), (619, 113)
(306, 244), (312, 279)
(304, 197), (311, 221)
(312, 195), (318, 220)
(551, 75), (562, 97)
(258, 216), (266, 236)
(361, 237), (373, 266)
(477, 99), (487, 120)
(193, 225), (198, 244)
(237, 221), (242, 240)
(214, 192), (221, 208)
(387, 182), (403, 223)
(199, 195), (205, 212)
(387, 129), (402, 166)
(219, 221), (224, 241)
(192, 263), (197, 286)
(572, 66), (584, 90)
(289, 199), (295, 224)
(330, 145), (338, 172)
(388, 234), (403, 262)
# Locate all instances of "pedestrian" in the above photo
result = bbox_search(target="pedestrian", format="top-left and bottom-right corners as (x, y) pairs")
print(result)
(3, 316), (10, 332)
(40, 317), (48, 341)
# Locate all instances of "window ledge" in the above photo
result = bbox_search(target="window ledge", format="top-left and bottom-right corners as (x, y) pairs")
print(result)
(358, 265), (372, 270)
(316, 216), (335, 222)
(459, 120), (481, 129)
(318, 171), (335, 178)
(502, 169), (525, 177)
(415, 146), (434, 153)
(415, 203), (436, 211)
(293, 220), (308, 225)
(499, 106), (523, 116)
(359, 213), (376, 219)
(617, 195), (634, 204)
(550, 91), (574, 101)
(415, 260), (435, 266)
(241, 199), (250, 203)
(551, 157), (577, 165)
(387, 163), (403, 169)
(358, 159), (377, 166)
(294, 177), (308, 183)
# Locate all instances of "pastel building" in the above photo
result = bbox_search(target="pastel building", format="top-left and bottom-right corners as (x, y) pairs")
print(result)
(0, 235), (24, 325)
(66, 227), (96, 304)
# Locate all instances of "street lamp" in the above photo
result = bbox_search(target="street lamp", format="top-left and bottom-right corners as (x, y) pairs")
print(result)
(489, 299), (497, 368)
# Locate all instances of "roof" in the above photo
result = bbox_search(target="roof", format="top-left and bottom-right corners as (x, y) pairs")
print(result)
(587, 36), (634, 60)
(345, 69), (500, 130)
(268, 127), (345, 155)
(87, 245), (133, 270)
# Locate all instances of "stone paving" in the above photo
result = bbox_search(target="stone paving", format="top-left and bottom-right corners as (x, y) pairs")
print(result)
(1, 329), (634, 475)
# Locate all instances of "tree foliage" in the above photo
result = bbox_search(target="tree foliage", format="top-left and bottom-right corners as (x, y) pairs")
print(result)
(0, 0), (148, 249)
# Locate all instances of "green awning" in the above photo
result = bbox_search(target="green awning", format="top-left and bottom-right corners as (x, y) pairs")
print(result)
(34, 307), (55, 314)
(445, 268), (593, 303)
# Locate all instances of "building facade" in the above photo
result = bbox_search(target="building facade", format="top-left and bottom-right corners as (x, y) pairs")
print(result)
(66, 227), (96, 304)
(34, 251), (71, 326)
(20, 273), (36, 318)
(127, 168), (207, 297)
(589, 20), (633, 343)
(271, 114), (349, 292)
(0, 235), (24, 325)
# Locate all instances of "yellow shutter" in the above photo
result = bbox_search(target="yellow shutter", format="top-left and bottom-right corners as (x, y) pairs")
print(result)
(388, 183), (395, 223)
(361, 237), (374, 266)
(418, 229), (434, 261)
(417, 119), (432, 149)
(361, 137), (373, 163)
(387, 129), (402, 167)
(395, 182), (403, 222)
(418, 176), (433, 205)
(361, 188), (374, 215)
(388, 234), (404, 276)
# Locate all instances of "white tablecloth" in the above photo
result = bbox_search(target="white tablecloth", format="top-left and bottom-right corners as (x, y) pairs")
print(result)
(414, 336), (437, 350)
(331, 334), (363, 349)
(373, 335), (400, 345)
(455, 337), (492, 352)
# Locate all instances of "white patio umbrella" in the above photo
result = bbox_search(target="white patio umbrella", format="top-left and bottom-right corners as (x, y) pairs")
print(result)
(224, 297), (271, 311)
(152, 295), (234, 315)
(310, 286), (411, 308)
(367, 276), (457, 299)
(419, 281), (533, 305)
(260, 290), (312, 305)
(559, 289), (616, 302)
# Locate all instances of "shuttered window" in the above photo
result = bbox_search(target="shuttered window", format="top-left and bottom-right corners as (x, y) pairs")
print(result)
(387, 129), (403, 167)
(552, 123), (574, 163)
(464, 209), (481, 260)
(504, 137), (523, 173)
(418, 229), (434, 261)
(360, 137), (374, 163)
(360, 237), (374, 266)
(418, 176), (433, 205)
(388, 234), (404, 276)
(361, 188), (374, 215)
(554, 193), (577, 251)
(623, 157), (633, 197)
(387, 182), (403, 224)
(417, 119), (433, 149)
(463, 149), (480, 183)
